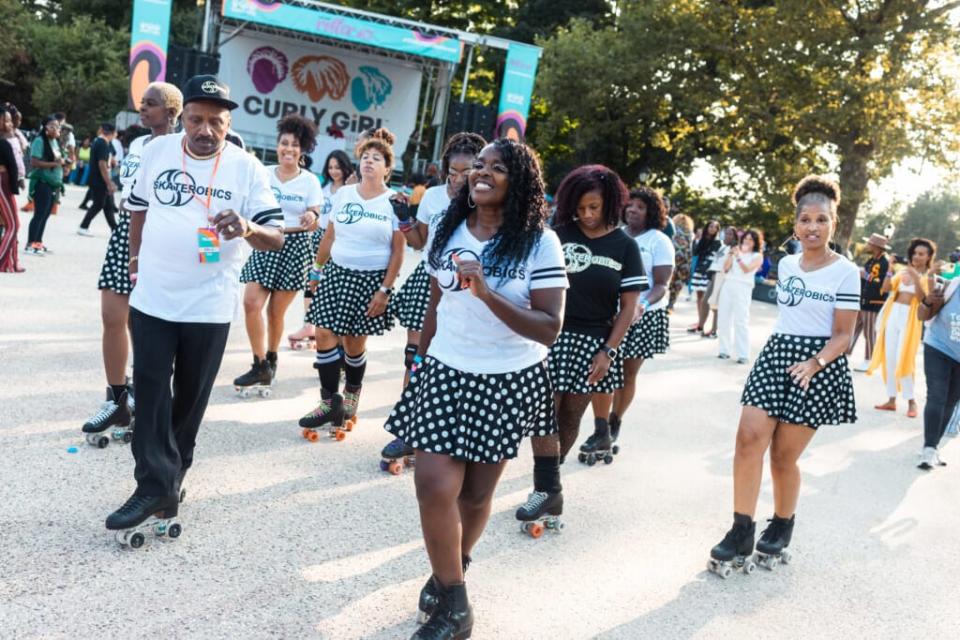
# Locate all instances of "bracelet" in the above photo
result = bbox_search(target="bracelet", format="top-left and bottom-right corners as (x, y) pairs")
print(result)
(640, 297), (651, 310)
(398, 219), (417, 233)
(241, 224), (254, 239)
(128, 255), (138, 265)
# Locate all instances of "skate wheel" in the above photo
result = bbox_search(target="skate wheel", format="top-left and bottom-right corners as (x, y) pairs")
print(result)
(333, 429), (346, 441)
(260, 388), (272, 398)
(97, 436), (109, 449)
(379, 460), (389, 472)
(527, 522), (544, 539)
(603, 455), (613, 464)
(578, 453), (586, 463)
(743, 560), (756, 575)
(122, 432), (133, 444)
(586, 455), (596, 466)
(306, 430), (320, 442)
(780, 550), (791, 564)
(612, 445), (620, 455)
(168, 523), (182, 539)
(388, 461), (403, 476)
(129, 532), (145, 549)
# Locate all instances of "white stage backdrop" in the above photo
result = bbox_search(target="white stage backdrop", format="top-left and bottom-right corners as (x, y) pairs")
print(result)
(219, 33), (423, 167)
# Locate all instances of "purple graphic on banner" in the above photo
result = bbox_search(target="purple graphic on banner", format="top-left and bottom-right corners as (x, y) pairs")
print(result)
(247, 46), (289, 94)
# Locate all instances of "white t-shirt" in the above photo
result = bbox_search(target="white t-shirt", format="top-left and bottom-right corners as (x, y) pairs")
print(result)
(773, 254), (861, 337)
(328, 183), (400, 271)
(320, 182), (337, 229)
(269, 167), (324, 228)
(111, 138), (124, 164)
(426, 222), (569, 374)
(416, 185), (451, 226)
(119, 135), (150, 201)
(725, 251), (761, 286)
(709, 244), (731, 272)
(126, 133), (283, 323)
(633, 229), (675, 312)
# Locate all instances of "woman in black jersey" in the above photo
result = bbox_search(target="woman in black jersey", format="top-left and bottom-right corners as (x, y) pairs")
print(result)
(516, 165), (641, 527)
(690, 219), (721, 334)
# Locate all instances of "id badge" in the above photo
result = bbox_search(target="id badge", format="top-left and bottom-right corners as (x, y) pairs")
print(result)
(197, 227), (220, 263)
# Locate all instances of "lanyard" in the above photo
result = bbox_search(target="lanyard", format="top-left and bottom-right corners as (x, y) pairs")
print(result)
(181, 139), (223, 219)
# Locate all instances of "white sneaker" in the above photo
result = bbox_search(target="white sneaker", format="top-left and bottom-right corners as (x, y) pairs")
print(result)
(853, 360), (869, 372)
(77, 227), (94, 237)
(918, 446), (945, 470)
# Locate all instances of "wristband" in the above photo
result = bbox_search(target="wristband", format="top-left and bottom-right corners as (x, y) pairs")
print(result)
(410, 354), (425, 379)
(398, 219), (417, 233)
(308, 267), (323, 282)
(128, 255), (138, 265)
(640, 297), (651, 311)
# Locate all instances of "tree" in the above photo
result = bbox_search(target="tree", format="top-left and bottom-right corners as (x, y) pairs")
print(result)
(891, 192), (960, 258)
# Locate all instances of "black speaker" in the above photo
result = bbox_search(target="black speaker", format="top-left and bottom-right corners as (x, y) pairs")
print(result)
(166, 45), (221, 90)
(446, 101), (496, 140)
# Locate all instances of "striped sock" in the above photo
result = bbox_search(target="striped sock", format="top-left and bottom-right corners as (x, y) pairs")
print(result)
(314, 347), (342, 394)
(344, 351), (367, 387)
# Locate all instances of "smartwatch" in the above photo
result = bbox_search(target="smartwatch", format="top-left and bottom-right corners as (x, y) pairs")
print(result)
(600, 345), (618, 359)
(379, 286), (393, 297)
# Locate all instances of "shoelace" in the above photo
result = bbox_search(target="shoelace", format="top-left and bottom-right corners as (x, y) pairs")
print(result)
(760, 518), (783, 543)
(522, 491), (548, 512)
(88, 401), (118, 426)
(308, 400), (331, 416)
(116, 495), (151, 515)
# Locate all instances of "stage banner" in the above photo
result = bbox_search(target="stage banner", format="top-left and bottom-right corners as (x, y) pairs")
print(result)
(219, 33), (423, 163)
(222, 0), (462, 64)
(128, 0), (173, 110)
(496, 43), (540, 141)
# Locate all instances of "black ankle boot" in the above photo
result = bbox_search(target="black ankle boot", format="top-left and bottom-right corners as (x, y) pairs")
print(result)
(417, 555), (471, 623)
(412, 581), (473, 640)
(105, 494), (179, 530)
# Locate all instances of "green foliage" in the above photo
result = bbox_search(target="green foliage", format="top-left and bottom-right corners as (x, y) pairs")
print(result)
(890, 192), (960, 258)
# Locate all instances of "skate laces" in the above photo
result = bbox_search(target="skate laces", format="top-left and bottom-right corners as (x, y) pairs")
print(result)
(308, 398), (332, 416)
(760, 518), (785, 543)
(522, 491), (549, 511)
(89, 400), (118, 426)
(116, 495), (152, 515)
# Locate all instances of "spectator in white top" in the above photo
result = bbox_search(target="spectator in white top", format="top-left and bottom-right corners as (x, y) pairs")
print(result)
(707, 175), (859, 577)
(104, 74), (284, 539)
(703, 225), (739, 338)
(384, 139), (568, 636)
(717, 229), (764, 363)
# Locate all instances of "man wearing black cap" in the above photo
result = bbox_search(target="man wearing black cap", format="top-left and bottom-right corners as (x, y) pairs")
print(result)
(105, 75), (285, 543)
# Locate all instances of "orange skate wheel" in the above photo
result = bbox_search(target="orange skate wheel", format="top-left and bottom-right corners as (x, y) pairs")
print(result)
(388, 461), (403, 475)
(301, 428), (309, 439)
(528, 522), (544, 539)
(306, 430), (319, 442)
(334, 429), (346, 441)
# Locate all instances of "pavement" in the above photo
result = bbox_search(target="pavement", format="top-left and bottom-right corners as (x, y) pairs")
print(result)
(1, 184), (958, 639)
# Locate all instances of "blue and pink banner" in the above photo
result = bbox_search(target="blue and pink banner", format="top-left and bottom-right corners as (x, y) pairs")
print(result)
(222, 0), (463, 64)
(496, 43), (541, 141)
(128, 0), (173, 110)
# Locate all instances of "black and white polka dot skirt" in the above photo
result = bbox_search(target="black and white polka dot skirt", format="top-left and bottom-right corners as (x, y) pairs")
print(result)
(741, 333), (857, 429)
(393, 261), (431, 331)
(240, 232), (312, 292)
(97, 211), (131, 295)
(548, 330), (624, 394)
(306, 260), (395, 336)
(310, 227), (325, 254)
(620, 308), (670, 360)
(691, 270), (712, 293)
(384, 357), (557, 463)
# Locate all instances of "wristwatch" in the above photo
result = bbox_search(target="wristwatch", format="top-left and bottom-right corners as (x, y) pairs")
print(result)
(600, 345), (618, 359)
(814, 355), (827, 369)
(379, 286), (393, 296)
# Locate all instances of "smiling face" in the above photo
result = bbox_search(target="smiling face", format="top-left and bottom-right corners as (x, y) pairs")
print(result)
(327, 157), (343, 184)
(795, 203), (834, 251)
(468, 144), (509, 208)
(446, 153), (474, 198)
(740, 233), (755, 252)
(277, 133), (301, 168)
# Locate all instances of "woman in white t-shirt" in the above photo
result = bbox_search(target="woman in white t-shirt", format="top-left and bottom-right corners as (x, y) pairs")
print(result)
(384, 139), (568, 636)
(708, 176), (859, 578)
(288, 149), (354, 348)
(717, 229), (764, 363)
(234, 115), (322, 394)
(299, 129), (405, 436)
(607, 187), (675, 442)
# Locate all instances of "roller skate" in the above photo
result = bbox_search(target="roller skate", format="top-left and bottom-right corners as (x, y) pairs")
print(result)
(413, 581), (473, 640)
(754, 515), (794, 570)
(417, 555), (471, 623)
(578, 418), (615, 466)
(287, 325), (315, 351)
(342, 384), (361, 431)
(233, 355), (273, 398)
(380, 437), (415, 475)
(106, 494), (182, 549)
(298, 390), (345, 441)
(609, 412), (622, 455)
(82, 387), (133, 448)
(707, 513), (756, 579)
(515, 490), (564, 538)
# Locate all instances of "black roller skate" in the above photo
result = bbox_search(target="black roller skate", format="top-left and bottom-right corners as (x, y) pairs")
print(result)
(609, 412), (621, 454)
(342, 383), (361, 431)
(515, 490), (564, 538)
(106, 493), (182, 549)
(82, 387), (133, 448)
(412, 581), (473, 640)
(299, 390), (345, 441)
(754, 514), (795, 570)
(417, 554), (471, 624)
(380, 437), (415, 475)
(578, 418), (615, 466)
(708, 513), (756, 579)
(266, 350), (278, 379)
(234, 355), (274, 398)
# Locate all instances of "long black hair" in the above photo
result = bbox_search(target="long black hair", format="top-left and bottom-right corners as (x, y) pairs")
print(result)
(440, 131), (486, 179)
(695, 219), (720, 259)
(39, 114), (58, 162)
(552, 164), (627, 229)
(322, 149), (354, 185)
(429, 138), (547, 272)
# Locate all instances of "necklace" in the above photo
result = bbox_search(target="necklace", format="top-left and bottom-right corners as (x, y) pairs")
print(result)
(183, 139), (222, 161)
(800, 250), (835, 272)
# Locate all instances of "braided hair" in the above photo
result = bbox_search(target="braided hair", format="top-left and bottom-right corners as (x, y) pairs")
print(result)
(440, 132), (486, 180)
(429, 138), (548, 273)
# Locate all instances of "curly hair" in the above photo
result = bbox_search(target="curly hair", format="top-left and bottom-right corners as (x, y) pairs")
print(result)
(356, 127), (395, 169)
(552, 165), (627, 229)
(740, 228), (765, 253)
(322, 149), (354, 185)
(793, 175), (841, 219)
(440, 132), (486, 179)
(907, 237), (937, 269)
(429, 138), (548, 273)
(276, 114), (317, 156)
(625, 186), (667, 231)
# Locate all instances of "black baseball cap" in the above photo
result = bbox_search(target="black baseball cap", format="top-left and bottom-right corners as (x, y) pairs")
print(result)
(182, 75), (239, 110)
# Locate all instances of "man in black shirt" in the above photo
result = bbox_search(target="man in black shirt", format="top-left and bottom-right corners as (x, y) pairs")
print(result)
(77, 123), (119, 235)
(847, 232), (891, 370)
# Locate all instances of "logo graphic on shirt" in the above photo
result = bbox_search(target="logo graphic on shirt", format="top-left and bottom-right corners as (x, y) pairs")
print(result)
(437, 248), (481, 292)
(153, 169), (233, 207)
(335, 202), (388, 224)
(120, 154), (141, 180)
(351, 66), (393, 112)
(562, 242), (623, 274)
(271, 187), (304, 203)
(777, 275), (836, 307)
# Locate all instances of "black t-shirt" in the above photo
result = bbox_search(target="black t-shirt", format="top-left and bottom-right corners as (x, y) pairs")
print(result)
(693, 238), (721, 274)
(860, 253), (890, 312)
(88, 137), (112, 189)
(556, 224), (644, 337)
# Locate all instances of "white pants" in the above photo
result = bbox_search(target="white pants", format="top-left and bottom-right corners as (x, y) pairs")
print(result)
(883, 302), (914, 400)
(717, 280), (753, 359)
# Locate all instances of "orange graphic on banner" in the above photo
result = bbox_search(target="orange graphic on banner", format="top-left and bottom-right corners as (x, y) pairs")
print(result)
(292, 55), (350, 101)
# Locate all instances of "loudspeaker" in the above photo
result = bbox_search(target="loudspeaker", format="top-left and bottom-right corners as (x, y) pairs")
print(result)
(166, 45), (221, 89)
(446, 101), (496, 140)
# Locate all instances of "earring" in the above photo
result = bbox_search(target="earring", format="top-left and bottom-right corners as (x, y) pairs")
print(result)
(468, 194), (476, 208)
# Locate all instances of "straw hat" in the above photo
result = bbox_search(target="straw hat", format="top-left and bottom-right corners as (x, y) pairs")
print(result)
(862, 233), (891, 251)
